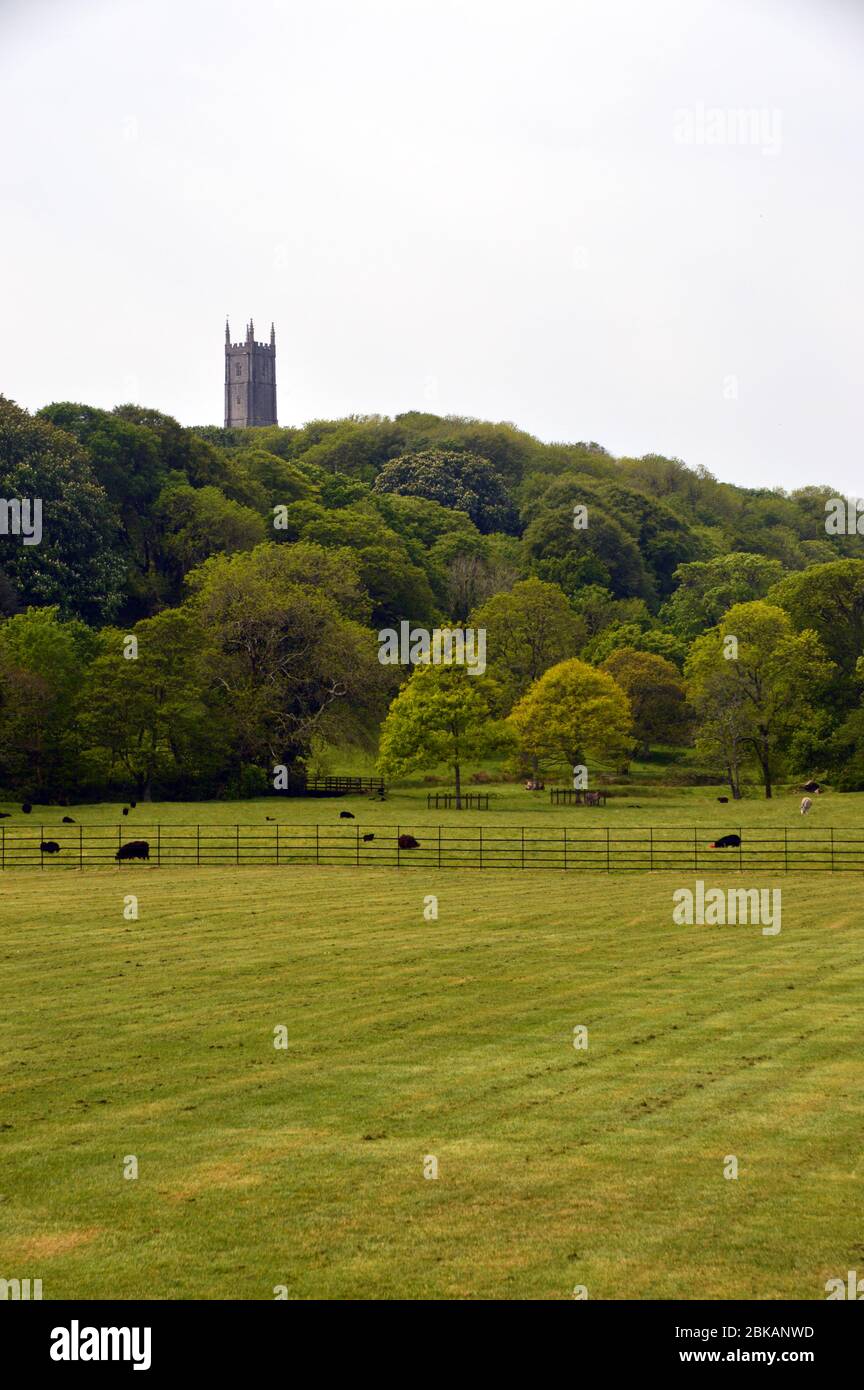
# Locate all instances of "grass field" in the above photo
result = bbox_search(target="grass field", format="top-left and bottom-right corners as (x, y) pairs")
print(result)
(1, 794), (863, 1299)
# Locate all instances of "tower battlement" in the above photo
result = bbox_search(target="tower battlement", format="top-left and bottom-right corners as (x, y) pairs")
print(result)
(224, 318), (278, 428)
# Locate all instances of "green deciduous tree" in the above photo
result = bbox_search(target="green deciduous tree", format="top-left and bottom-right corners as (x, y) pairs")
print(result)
(78, 608), (218, 800)
(685, 601), (833, 799)
(600, 647), (690, 757)
(187, 542), (388, 772)
(661, 553), (785, 642)
(507, 658), (633, 779)
(373, 449), (519, 534)
(377, 664), (506, 807)
(0, 396), (126, 622)
(0, 605), (97, 798)
(470, 577), (585, 708)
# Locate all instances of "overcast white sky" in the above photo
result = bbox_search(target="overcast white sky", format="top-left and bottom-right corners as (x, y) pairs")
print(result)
(1, 0), (862, 492)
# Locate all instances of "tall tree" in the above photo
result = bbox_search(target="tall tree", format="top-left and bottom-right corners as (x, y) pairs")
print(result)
(78, 608), (218, 800)
(470, 578), (585, 708)
(507, 658), (633, 779)
(378, 663), (506, 808)
(0, 396), (126, 622)
(187, 542), (387, 771)
(600, 647), (690, 757)
(685, 601), (833, 798)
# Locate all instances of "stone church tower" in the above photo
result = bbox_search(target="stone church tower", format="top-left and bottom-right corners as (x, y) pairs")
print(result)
(224, 318), (278, 428)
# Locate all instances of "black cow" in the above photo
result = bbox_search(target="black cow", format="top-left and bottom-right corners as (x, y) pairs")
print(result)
(717, 796), (729, 803)
(709, 834), (741, 849)
(62, 816), (75, 823)
(801, 781), (821, 794)
(122, 807), (130, 816)
(0, 812), (9, 819)
(398, 834), (420, 850)
(21, 803), (32, 814)
(363, 833), (375, 842)
(40, 841), (60, 854)
(340, 811), (355, 819)
(116, 840), (150, 862)
(129, 801), (137, 808)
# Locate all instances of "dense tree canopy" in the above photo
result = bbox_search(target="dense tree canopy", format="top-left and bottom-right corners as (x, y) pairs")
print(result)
(3, 396), (864, 799)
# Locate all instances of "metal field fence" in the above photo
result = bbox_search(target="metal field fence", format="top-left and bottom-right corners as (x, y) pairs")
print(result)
(2, 823), (864, 871)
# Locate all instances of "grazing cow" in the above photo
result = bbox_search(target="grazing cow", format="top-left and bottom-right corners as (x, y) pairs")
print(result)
(39, 841), (60, 854)
(709, 834), (741, 849)
(340, 810), (355, 819)
(398, 834), (420, 850)
(800, 796), (813, 816)
(717, 796), (729, 804)
(130, 801), (137, 808)
(801, 781), (821, 795)
(21, 803), (32, 814)
(363, 833), (375, 842)
(122, 807), (130, 816)
(0, 813), (9, 819)
(62, 816), (75, 823)
(115, 840), (150, 862)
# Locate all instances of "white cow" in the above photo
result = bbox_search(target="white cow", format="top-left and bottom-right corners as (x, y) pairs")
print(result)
(800, 796), (813, 815)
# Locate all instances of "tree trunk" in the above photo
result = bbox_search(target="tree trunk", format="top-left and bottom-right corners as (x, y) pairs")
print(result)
(454, 760), (462, 810)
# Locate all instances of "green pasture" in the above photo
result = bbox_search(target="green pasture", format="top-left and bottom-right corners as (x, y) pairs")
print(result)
(1, 847), (862, 1299)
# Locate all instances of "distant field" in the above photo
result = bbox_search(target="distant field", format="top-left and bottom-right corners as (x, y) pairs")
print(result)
(0, 782), (860, 830)
(1, 859), (862, 1299)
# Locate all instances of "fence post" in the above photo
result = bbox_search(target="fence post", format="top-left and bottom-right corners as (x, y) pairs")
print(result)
(784, 826), (788, 873)
(79, 825), (83, 871)
(521, 825), (525, 870)
(694, 828), (697, 872)
(235, 825), (239, 866)
(738, 828), (742, 872)
(649, 827), (653, 872)
(479, 826), (483, 869)
(606, 826), (610, 872)
(356, 824), (360, 866)
(197, 824), (200, 867)
(40, 825), (44, 870)
(316, 824), (319, 865)
(438, 825), (442, 869)
(157, 823), (161, 868)
(831, 826), (835, 873)
(563, 826), (568, 871)
(276, 823), (280, 867)
(2, 822), (4, 871)
(397, 826), (400, 868)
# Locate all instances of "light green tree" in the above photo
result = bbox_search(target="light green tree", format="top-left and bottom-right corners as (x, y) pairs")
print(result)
(507, 657), (633, 778)
(686, 601), (833, 799)
(378, 664), (506, 807)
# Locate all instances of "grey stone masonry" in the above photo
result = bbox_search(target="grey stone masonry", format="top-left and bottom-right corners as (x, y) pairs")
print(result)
(224, 318), (277, 427)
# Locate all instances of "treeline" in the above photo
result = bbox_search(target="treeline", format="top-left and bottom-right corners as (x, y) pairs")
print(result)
(2, 394), (864, 799)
